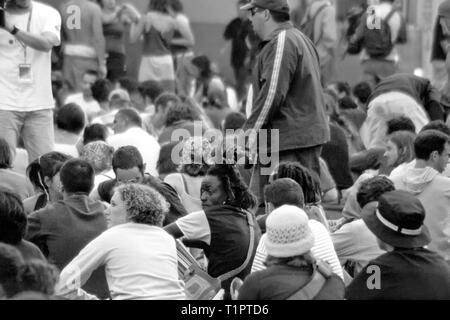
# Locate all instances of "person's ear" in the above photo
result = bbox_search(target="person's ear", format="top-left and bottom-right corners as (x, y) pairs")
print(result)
(430, 151), (439, 162)
(142, 163), (147, 175)
(265, 202), (274, 215)
(44, 176), (52, 188)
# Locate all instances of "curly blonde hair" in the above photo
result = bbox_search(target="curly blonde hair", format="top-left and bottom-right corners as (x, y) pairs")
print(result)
(115, 184), (170, 227)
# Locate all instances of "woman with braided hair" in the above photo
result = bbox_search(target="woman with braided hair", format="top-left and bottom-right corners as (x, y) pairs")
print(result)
(165, 160), (261, 299)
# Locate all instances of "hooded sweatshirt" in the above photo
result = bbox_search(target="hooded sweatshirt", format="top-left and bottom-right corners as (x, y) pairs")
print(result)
(391, 167), (450, 261)
(26, 194), (110, 298)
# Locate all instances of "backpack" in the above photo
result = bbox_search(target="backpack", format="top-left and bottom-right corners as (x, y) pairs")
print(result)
(300, 3), (330, 45)
(361, 9), (397, 58)
(176, 209), (257, 300)
(286, 260), (333, 300)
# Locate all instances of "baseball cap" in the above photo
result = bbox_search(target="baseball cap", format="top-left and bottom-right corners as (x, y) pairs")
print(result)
(240, 0), (290, 14)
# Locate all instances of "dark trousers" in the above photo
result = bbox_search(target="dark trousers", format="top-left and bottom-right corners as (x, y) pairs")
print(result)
(249, 145), (322, 214)
(233, 65), (250, 101)
(106, 52), (126, 83)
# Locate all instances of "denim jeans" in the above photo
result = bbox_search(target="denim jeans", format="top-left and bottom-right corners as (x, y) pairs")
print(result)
(0, 109), (54, 163)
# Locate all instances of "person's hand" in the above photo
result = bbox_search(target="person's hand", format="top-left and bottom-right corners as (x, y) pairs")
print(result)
(99, 63), (107, 79)
(1, 10), (14, 33)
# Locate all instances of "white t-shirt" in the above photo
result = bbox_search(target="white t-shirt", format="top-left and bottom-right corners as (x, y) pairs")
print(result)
(57, 223), (186, 300)
(0, 2), (61, 111)
(107, 127), (161, 177)
(331, 219), (385, 276)
(64, 93), (101, 119)
(251, 220), (344, 280)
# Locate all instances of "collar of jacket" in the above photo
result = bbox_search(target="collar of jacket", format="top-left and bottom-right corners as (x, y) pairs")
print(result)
(258, 21), (294, 50)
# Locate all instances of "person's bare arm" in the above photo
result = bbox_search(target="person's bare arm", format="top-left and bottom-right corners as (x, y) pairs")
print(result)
(92, 6), (107, 76)
(2, 18), (59, 52)
(170, 15), (195, 48)
(129, 15), (145, 43)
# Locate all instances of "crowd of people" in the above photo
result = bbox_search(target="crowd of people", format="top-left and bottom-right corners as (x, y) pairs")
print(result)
(1, 0), (450, 300)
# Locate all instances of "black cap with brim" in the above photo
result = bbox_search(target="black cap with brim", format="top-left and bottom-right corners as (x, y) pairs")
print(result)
(361, 202), (431, 249)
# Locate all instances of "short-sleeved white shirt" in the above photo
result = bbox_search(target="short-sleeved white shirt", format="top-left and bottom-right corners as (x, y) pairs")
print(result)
(0, 2), (61, 112)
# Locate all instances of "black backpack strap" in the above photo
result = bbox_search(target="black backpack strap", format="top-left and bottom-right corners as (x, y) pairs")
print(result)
(217, 209), (256, 283)
(287, 260), (333, 300)
(384, 8), (397, 23)
(302, 3), (330, 44)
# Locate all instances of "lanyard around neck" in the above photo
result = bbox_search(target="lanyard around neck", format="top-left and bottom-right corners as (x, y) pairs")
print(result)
(16, 7), (33, 63)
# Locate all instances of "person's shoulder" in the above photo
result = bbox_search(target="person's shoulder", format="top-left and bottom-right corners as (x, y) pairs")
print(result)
(35, 1), (59, 14)
(308, 219), (329, 234)
(85, 0), (102, 13)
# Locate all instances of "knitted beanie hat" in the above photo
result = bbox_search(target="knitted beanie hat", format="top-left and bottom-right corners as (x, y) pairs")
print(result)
(439, 0), (450, 19)
(265, 205), (315, 258)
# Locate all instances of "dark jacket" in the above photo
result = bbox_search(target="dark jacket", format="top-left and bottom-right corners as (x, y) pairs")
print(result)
(238, 264), (345, 300)
(26, 194), (109, 299)
(243, 22), (330, 153)
(346, 248), (450, 300)
(368, 74), (445, 121)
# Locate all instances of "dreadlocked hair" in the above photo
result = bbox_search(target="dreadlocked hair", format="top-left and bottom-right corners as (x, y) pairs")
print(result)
(206, 164), (256, 210)
(272, 162), (322, 205)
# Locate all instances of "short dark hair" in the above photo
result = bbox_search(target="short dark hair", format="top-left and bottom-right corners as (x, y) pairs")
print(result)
(117, 77), (139, 94)
(17, 260), (59, 296)
(154, 93), (181, 113)
(60, 159), (95, 194)
(165, 103), (200, 127)
(91, 79), (112, 103)
(356, 176), (395, 209)
(269, 10), (290, 23)
(149, 0), (169, 13)
(157, 142), (179, 178)
(420, 120), (450, 136)
(191, 55), (212, 80)
(272, 162), (321, 205)
(112, 146), (145, 173)
(83, 124), (108, 145)
(264, 178), (305, 209)
(339, 96), (358, 110)
(415, 130), (450, 161)
(170, 0), (183, 12)
(352, 82), (372, 105)
(0, 190), (27, 245)
(56, 103), (86, 134)
(116, 108), (143, 128)
(139, 80), (164, 102)
(0, 243), (24, 298)
(26, 152), (72, 193)
(223, 112), (246, 131)
(386, 116), (416, 136)
(0, 138), (12, 169)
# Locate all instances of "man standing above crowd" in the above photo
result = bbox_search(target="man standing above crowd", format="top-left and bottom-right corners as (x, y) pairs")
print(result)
(0, 0), (61, 163)
(60, 0), (106, 92)
(241, 0), (329, 211)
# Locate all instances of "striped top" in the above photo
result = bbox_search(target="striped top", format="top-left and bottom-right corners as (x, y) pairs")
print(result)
(251, 220), (344, 280)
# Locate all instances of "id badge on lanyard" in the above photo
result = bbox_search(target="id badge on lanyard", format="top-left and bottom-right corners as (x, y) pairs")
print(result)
(18, 8), (32, 84)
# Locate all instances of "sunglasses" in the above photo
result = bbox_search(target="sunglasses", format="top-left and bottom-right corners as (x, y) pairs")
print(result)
(249, 6), (264, 17)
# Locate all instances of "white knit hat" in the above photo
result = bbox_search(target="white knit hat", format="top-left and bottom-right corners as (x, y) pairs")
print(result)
(265, 205), (315, 258)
